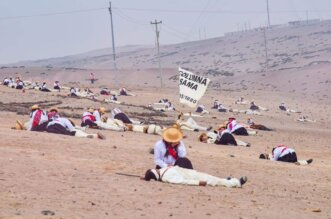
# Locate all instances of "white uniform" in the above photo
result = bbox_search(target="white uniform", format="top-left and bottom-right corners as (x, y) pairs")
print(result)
(154, 140), (187, 168)
(159, 166), (242, 188)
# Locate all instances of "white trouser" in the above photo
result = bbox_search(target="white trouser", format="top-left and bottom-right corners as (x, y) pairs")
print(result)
(74, 129), (97, 138)
(96, 120), (125, 131)
(180, 117), (207, 131)
(245, 110), (261, 115)
(189, 171), (242, 188)
(247, 130), (257, 135)
(236, 139), (249, 147)
(104, 99), (121, 104)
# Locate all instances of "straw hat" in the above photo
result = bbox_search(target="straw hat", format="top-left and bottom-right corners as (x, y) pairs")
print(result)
(162, 127), (183, 143)
(99, 107), (106, 114)
(15, 120), (24, 130)
(31, 104), (39, 110)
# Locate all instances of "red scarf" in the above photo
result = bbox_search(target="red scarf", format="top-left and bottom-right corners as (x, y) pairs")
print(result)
(32, 110), (42, 128)
(167, 146), (178, 160)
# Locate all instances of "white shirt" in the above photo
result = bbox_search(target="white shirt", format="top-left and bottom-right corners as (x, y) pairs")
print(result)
(47, 117), (75, 131)
(227, 120), (243, 133)
(28, 109), (48, 131)
(271, 146), (295, 161)
(93, 110), (102, 122)
(154, 140), (187, 168)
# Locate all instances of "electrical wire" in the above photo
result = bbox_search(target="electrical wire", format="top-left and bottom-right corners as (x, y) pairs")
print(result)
(0, 7), (107, 20)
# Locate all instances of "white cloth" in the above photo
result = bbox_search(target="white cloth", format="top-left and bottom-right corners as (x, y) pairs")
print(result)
(93, 110), (102, 122)
(154, 140), (187, 168)
(160, 166), (242, 188)
(177, 117), (208, 131)
(227, 120), (243, 133)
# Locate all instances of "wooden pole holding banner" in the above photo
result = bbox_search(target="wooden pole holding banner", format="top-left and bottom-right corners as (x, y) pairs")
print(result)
(151, 19), (163, 88)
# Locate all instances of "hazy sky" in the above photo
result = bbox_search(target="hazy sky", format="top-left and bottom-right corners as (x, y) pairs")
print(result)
(0, 0), (330, 64)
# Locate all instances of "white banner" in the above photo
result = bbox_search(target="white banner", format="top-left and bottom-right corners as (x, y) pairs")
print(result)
(179, 67), (210, 108)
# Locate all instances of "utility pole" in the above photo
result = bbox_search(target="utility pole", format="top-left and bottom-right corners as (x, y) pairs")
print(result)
(266, 0), (271, 28)
(151, 19), (163, 88)
(263, 27), (269, 72)
(108, 2), (117, 82)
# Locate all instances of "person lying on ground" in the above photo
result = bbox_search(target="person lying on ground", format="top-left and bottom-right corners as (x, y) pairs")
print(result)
(247, 118), (273, 131)
(3, 77), (10, 86)
(154, 127), (193, 169)
(14, 77), (24, 90)
(144, 166), (247, 188)
(39, 82), (51, 92)
(81, 108), (99, 128)
(235, 97), (248, 105)
(53, 81), (60, 91)
(104, 94), (121, 104)
(296, 115), (315, 122)
(279, 102), (301, 113)
(195, 104), (209, 115)
(212, 100), (220, 109)
(228, 108), (261, 115)
(119, 87), (136, 96)
(226, 117), (257, 136)
(176, 112), (212, 132)
(217, 103), (227, 112)
(100, 88), (111, 95)
(249, 101), (268, 111)
(259, 144), (313, 165)
(199, 126), (250, 147)
(70, 87), (78, 97)
(111, 108), (142, 125)
(47, 112), (105, 139)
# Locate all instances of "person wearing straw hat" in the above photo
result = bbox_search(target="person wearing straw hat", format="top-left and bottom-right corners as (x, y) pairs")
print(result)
(154, 127), (193, 170)
(143, 166), (247, 188)
(26, 104), (49, 131)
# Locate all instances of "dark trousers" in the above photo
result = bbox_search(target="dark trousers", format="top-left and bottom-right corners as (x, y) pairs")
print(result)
(232, 127), (249, 136)
(47, 124), (75, 136)
(196, 107), (203, 113)
(215, 133), (237, 146)
(54, 86), (60, 90)
(31, 122), (49, 132)
(70, 93), (78, 97)
(81, 120), (98, 128)
(114, 113), (132, 124)
(16, 85), (23, 89)
(156, 157), (193, 170)
(278, 152), (298, 163)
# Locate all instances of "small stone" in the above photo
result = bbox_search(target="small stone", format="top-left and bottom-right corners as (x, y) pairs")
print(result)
(113, 145), (117, 149)
(41, 210), (55, 216)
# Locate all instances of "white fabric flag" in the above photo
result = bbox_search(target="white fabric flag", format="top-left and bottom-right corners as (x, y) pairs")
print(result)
(179, 67), (211, 108)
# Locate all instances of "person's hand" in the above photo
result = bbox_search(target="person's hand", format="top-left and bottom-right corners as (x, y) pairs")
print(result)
(199, 181), (207, 186)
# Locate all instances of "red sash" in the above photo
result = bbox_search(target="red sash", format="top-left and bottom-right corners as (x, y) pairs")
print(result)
(32, 110), (42, 128)
(81, 114), (95, 122)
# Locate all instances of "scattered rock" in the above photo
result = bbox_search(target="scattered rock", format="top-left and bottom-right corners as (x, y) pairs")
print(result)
(41, 210), (55, 216)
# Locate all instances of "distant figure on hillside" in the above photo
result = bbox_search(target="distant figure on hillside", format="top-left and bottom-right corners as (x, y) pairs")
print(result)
(3, 77), (10, 86)
(212, 100), (220, 109)
(217, 103), (227, 112)
(15, 77), (24, 90)
(100, 88), (110, 95)
(247, 118), (273, 131)
(259, 145), (313, 165)
(119, 87), (136, 96)
(53, 81), (60, 91)
(90, 72), (95, 84)
(279, 102), (300, 113)
(196, 105), (209, 115)
(70, 87), (78, 97)
(40, 82), (51, 92)
(235, 97), (248, 105)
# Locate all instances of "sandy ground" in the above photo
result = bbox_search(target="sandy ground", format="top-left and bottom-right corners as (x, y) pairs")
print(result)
(0, 83), (331, 219)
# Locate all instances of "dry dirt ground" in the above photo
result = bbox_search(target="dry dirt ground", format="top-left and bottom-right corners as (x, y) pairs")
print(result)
(0, 84), (331, 219)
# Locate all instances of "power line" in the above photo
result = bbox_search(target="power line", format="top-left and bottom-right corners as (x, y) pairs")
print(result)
(0, 7), (107, 20)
